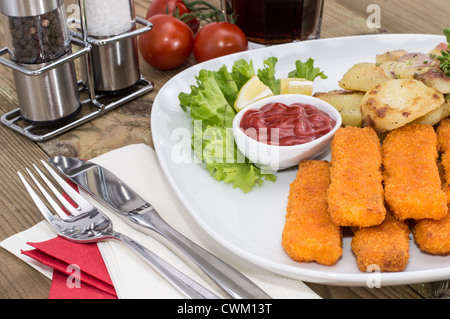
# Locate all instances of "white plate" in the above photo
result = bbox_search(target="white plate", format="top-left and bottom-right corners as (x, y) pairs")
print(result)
(151, 34), (450, 286)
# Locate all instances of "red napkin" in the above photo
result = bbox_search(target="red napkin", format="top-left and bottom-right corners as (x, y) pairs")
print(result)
(21, 178), (117, 299)
(22, 236), (117, 299)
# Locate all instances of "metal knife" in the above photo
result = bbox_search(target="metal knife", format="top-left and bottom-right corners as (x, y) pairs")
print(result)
(48, 156), (271, 299)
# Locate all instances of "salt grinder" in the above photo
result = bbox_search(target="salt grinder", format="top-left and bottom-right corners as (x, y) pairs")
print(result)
(82, 0), (141, 94)
(0, 0), (80, 124)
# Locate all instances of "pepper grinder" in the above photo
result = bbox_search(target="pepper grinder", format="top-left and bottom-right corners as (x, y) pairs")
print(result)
(81, 0), (141, 94)
(0, 0), (81, 124)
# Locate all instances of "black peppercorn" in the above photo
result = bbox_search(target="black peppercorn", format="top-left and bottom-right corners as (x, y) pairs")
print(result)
(6, 8), (70, 64)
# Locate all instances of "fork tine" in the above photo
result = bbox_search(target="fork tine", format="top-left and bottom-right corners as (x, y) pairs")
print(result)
(25, 167), (68, 219)
(40, 160), (94, 215)
(17, 171), (60, 223)
(31, 164), (81, 217)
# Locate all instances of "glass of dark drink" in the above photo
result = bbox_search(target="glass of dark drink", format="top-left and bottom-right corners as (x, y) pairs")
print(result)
(223, 0), (324, 45)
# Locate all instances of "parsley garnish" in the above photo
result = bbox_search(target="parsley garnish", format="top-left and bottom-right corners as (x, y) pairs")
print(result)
(438, 28), (450, 76)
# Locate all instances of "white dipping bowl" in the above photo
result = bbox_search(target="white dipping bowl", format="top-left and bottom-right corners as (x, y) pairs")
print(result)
(232, 94), (342, 171)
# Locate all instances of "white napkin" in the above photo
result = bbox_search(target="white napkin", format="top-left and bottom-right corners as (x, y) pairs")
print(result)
(1, 143), (320, 299)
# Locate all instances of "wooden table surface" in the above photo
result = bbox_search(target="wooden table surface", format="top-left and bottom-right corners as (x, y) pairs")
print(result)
(1, 0), (450, 299)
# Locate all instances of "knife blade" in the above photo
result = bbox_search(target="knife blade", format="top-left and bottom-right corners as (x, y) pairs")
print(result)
(48, 156), (271, 299)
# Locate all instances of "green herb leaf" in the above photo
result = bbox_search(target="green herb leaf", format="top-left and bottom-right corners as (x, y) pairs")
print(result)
(438, 50), (450, 77)
(444, 28), (450, 44)
(438, 28), (450, 77)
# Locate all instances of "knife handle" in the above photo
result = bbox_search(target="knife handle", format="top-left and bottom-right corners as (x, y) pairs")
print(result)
(110, 230), (220, 299)
(129, 210), (271, 299)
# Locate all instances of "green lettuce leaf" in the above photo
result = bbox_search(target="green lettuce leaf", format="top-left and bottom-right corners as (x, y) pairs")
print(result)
(179, 69), (236, 128)
(288, 58), (328, 81)
(257, 57), (280, 95)
(230, 59), (255, 90)
(206, 161), (277, 193)
(214, 65), (239, 107)
(179, 60), (277, 193)
(197, 126), (276, 193)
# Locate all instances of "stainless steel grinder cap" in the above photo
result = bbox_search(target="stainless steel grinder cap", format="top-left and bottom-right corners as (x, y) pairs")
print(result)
(0, 0), (64, 17)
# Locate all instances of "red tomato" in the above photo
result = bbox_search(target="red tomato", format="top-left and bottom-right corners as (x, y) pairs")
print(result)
(146, 0), (200, 34)
(193, 22), (248, 63)
(139, 14), (194, 70)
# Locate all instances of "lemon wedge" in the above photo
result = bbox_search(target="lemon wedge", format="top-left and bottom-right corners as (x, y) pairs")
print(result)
(280, 78), (314, 95)
(234, 75), (274, 112)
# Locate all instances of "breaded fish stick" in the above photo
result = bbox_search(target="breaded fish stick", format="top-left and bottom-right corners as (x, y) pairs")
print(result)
(437, 118), (450, 151)
(351, 212), (410, 272)
(412, 120), (450, 255)
(282, 160), (342, 266)
(437, 118), (450, 201)
(327, 126), (386, 227)
(382, 124), (447, 220)
(413, 213), (450, 255)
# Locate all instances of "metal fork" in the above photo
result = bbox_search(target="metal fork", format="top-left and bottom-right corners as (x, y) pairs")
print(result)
(18, 160), (220, 299)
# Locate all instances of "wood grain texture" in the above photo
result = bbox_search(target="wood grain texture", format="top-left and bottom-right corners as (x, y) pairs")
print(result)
(0, 112), (52, 298)
(0, 0), (449, 299)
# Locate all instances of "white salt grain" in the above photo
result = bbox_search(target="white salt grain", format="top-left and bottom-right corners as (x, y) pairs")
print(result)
(84, 0), (132, 36)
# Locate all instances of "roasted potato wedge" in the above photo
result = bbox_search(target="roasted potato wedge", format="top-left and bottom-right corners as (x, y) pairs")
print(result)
(415, 67), (450, 94)
(376, 50), (408, 63)
(338, 63), (390, 91)
(360, 79), (445, 133)
(313, 90), (364, 127)
(413, 101), (450, 126)
(428, 42), (448, 57)
(378, 61), (398, 79)
(394, 62), (433, 80)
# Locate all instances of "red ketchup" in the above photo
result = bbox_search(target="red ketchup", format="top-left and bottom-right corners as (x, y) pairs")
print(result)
(240, 102), (336, 146)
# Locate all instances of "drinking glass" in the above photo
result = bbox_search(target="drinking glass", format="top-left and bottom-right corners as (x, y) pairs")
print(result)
(223, 0), (325, 45)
